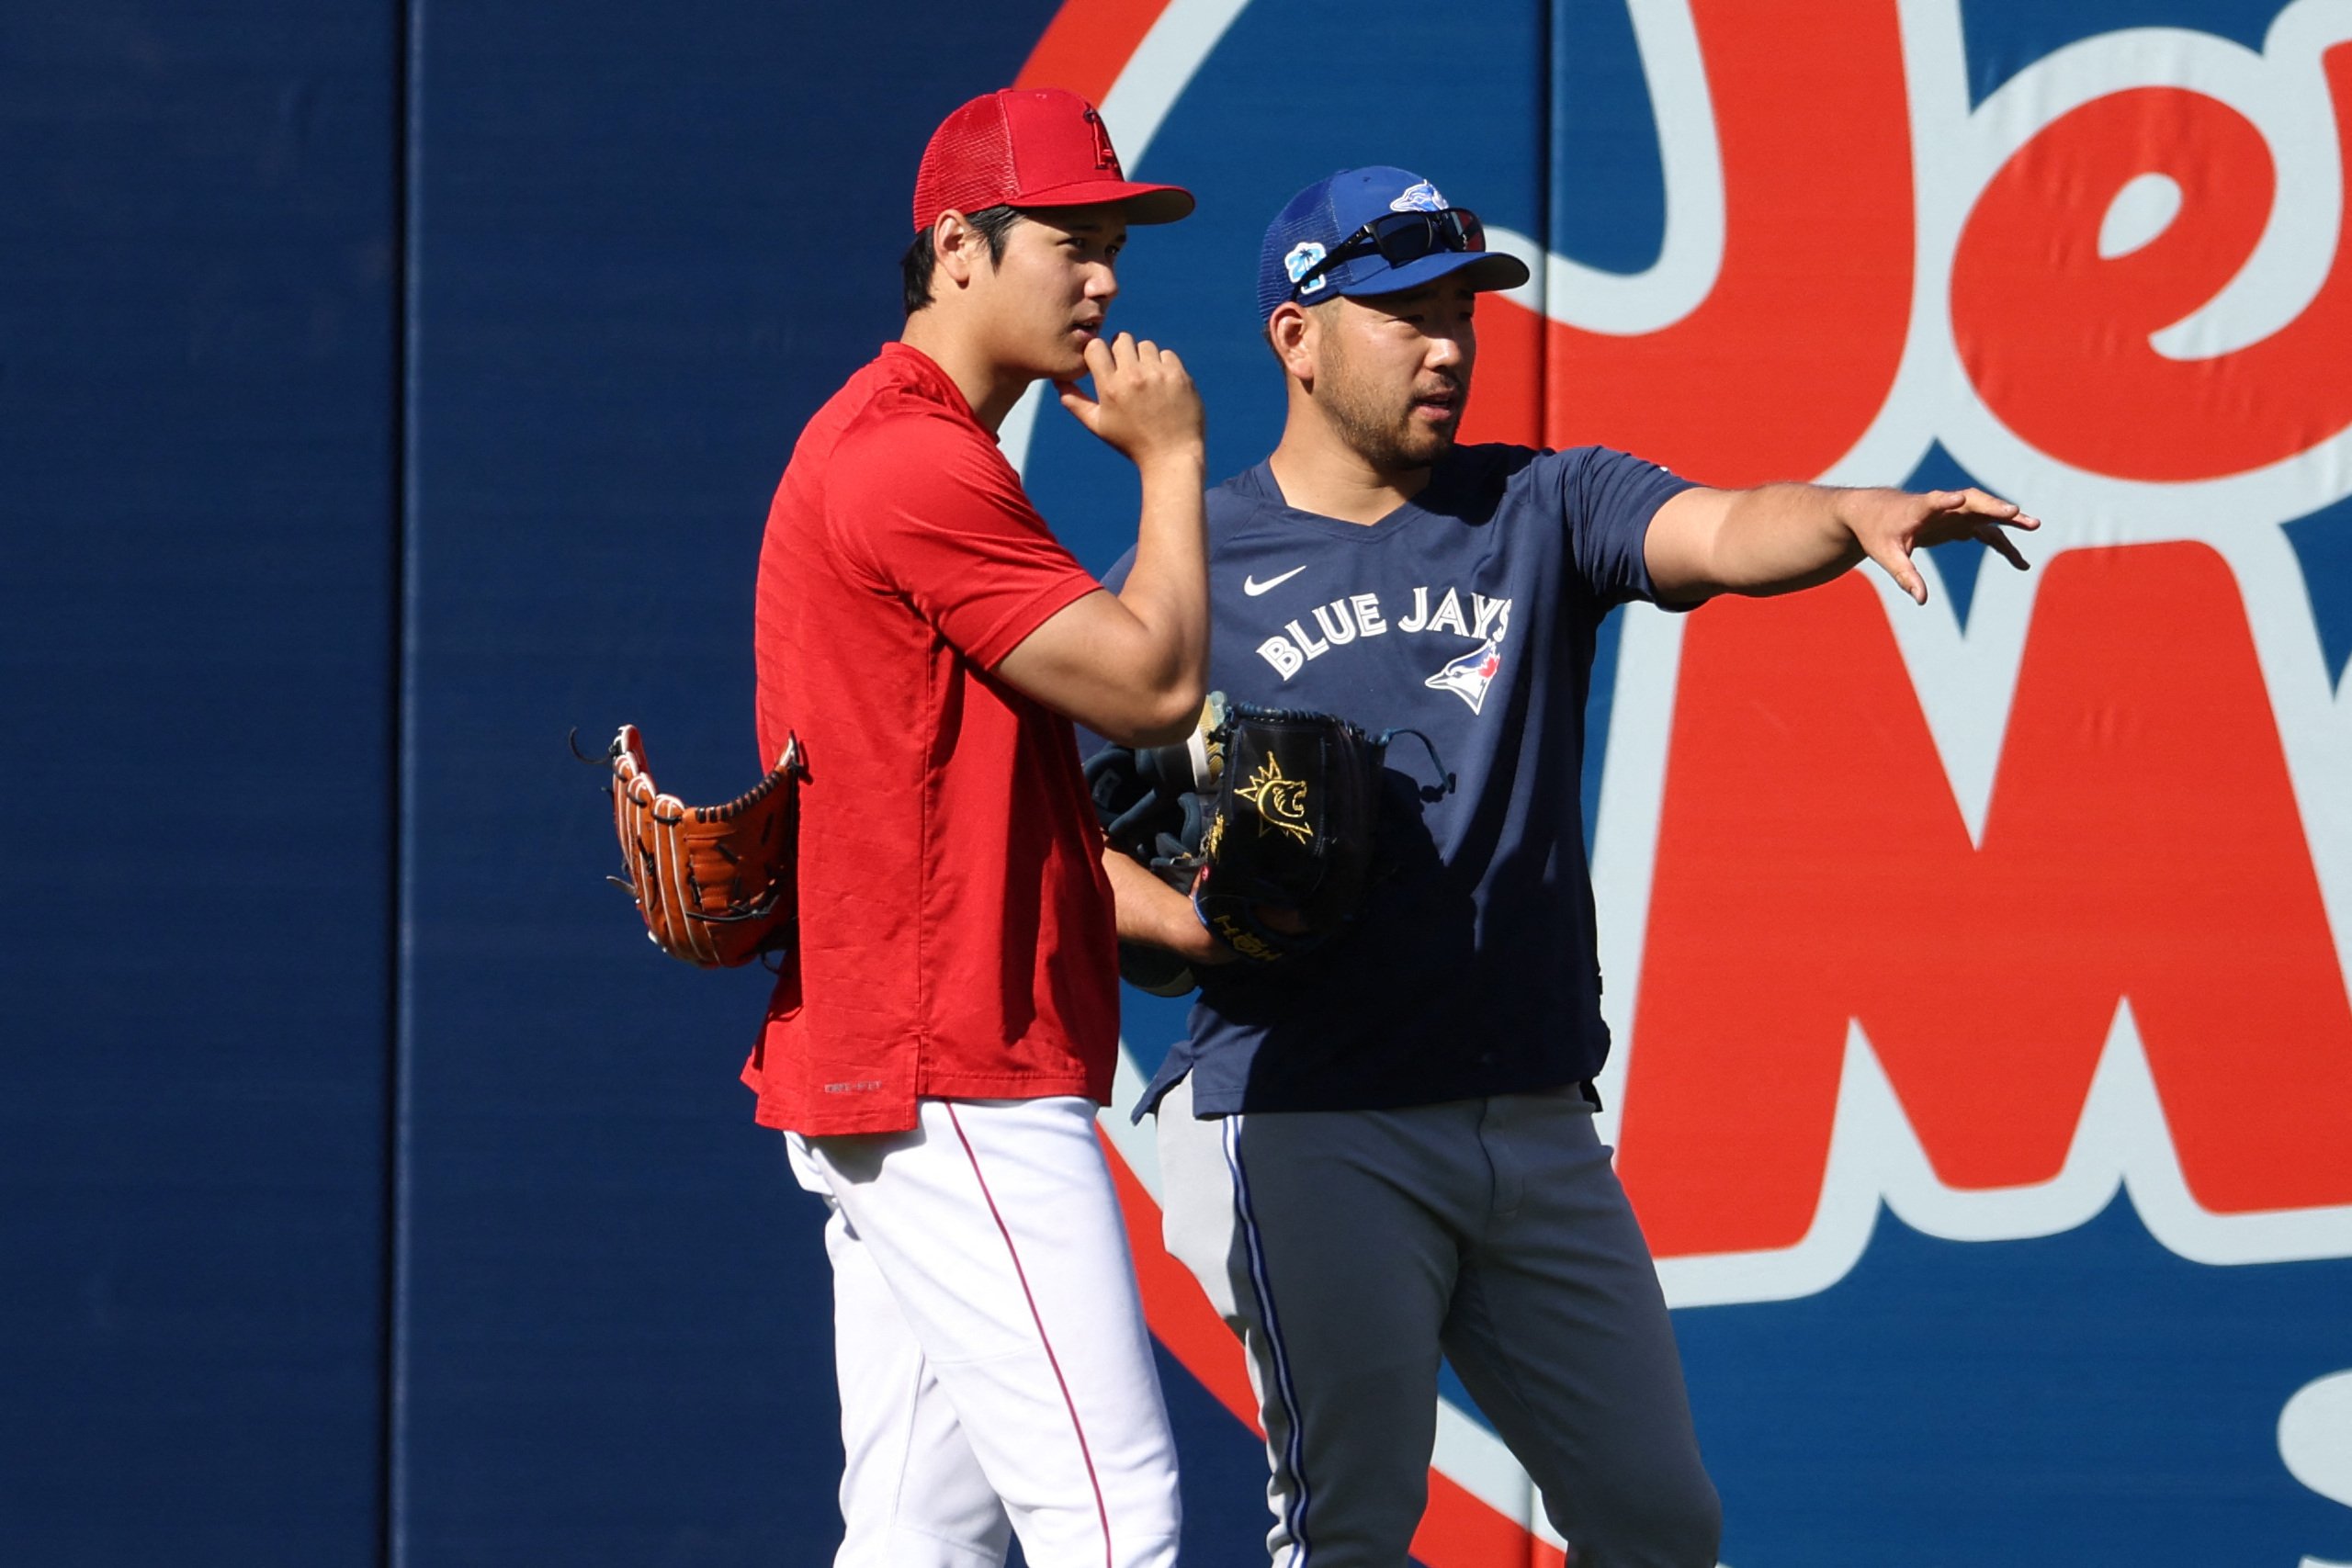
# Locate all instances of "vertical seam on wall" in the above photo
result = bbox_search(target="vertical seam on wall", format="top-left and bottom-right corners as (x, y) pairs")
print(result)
(381, 0), (420, 1563)
(1538, 0), (1554, 452)
(1532, 15), (1554, 1564)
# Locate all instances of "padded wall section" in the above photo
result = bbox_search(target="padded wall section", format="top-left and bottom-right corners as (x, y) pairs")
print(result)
(1019, 5), (2352, 1568)
(1570, 4), (2352, 1565)
(394, 6), (1060, 1563)
(0, 6), (399, 1565)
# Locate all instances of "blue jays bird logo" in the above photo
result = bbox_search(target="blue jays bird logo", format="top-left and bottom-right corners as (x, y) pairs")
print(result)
(1389, 178), (1447, 212)
(1425, 638), (1500, 714)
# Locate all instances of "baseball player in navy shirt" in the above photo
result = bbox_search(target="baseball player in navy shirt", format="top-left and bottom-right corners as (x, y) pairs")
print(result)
(1105, 167), (2040, 1568)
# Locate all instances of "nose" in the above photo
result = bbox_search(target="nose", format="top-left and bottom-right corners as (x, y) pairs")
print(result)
(1086, 260), (1119, 303)
(1429, 309), (1475, 374)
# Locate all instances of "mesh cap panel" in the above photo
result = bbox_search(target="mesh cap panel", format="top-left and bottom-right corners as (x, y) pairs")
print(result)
(1257, 185), (1343, 320)
(911, 96), (1018, 232)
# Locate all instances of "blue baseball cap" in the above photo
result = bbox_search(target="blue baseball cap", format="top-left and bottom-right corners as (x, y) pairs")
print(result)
(1256, 166), (1531, 321)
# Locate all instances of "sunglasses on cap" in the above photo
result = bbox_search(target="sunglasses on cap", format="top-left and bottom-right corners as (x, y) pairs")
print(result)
(1292, 207), (1488, 297)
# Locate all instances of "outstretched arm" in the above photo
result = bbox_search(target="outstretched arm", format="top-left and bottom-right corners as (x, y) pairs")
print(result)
(1644, 482), (2040, 607)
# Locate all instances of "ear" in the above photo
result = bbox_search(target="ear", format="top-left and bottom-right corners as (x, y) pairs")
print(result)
(933, 210), (984, 289)
(1268, 301), (1316, 383)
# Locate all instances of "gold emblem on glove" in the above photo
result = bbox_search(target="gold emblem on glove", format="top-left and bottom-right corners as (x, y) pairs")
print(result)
(1235, 754), (1314, 843)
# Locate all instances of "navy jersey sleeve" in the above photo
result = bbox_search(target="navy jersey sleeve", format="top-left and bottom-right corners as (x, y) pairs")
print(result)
(1550, 446), (1695, 609)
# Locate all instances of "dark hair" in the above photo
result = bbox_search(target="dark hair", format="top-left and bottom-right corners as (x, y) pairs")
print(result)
(902, 205), (1025, 315)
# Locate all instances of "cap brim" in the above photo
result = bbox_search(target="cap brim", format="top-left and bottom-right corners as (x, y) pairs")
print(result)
(1333, 248), (1530, 300)
(1012, 178), (1196, 225)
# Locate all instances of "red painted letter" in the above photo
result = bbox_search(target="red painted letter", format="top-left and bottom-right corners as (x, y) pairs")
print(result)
(1619, 545), (2352, 1258)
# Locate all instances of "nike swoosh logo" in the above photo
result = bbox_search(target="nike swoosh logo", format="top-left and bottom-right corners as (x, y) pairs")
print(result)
(1243, 566), (1307, 596)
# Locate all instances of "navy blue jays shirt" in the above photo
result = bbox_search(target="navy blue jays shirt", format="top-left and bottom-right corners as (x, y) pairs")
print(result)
(1117, 443), (1694, 1118)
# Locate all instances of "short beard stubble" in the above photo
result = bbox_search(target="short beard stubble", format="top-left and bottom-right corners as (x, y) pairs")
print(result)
(1312, 319), (1464, 472)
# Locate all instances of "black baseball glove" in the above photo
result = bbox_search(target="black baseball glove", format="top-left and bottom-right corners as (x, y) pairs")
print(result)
(1088, 693), (1447, 990)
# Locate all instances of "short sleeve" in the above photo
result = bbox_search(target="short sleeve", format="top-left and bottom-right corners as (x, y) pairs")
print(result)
(1550, 446), (1696, 609)
(830, 407), (1104, 668)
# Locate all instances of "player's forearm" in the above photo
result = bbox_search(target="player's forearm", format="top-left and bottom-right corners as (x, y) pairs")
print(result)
(1650, 482), (1875, 602)
(1102, 846), (1227, 962)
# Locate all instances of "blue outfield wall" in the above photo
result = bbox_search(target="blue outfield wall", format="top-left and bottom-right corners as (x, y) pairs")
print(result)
(6, 3), (2352, 1566)
(391, 3), (1068, 1563)
(0, 4), (400, 1564)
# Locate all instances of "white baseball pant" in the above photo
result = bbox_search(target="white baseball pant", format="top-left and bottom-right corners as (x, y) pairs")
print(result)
(790, 1095), (1182, 1568)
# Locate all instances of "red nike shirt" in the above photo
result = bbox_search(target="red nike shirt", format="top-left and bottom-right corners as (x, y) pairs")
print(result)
(746, 344), (1120, 1135)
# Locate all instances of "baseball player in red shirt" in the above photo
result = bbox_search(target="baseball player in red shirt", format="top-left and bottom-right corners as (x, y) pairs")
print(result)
(747, 89), (1208, 1568)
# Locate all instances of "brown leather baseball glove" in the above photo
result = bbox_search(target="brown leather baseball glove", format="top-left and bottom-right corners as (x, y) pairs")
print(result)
(595, 724), (806, 968)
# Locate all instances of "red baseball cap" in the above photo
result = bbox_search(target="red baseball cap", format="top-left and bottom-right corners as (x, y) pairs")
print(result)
(910, 87), (1195, 232)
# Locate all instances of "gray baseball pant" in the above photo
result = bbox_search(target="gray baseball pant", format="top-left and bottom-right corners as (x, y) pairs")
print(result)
(1154, 1076), (1721, 1568)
